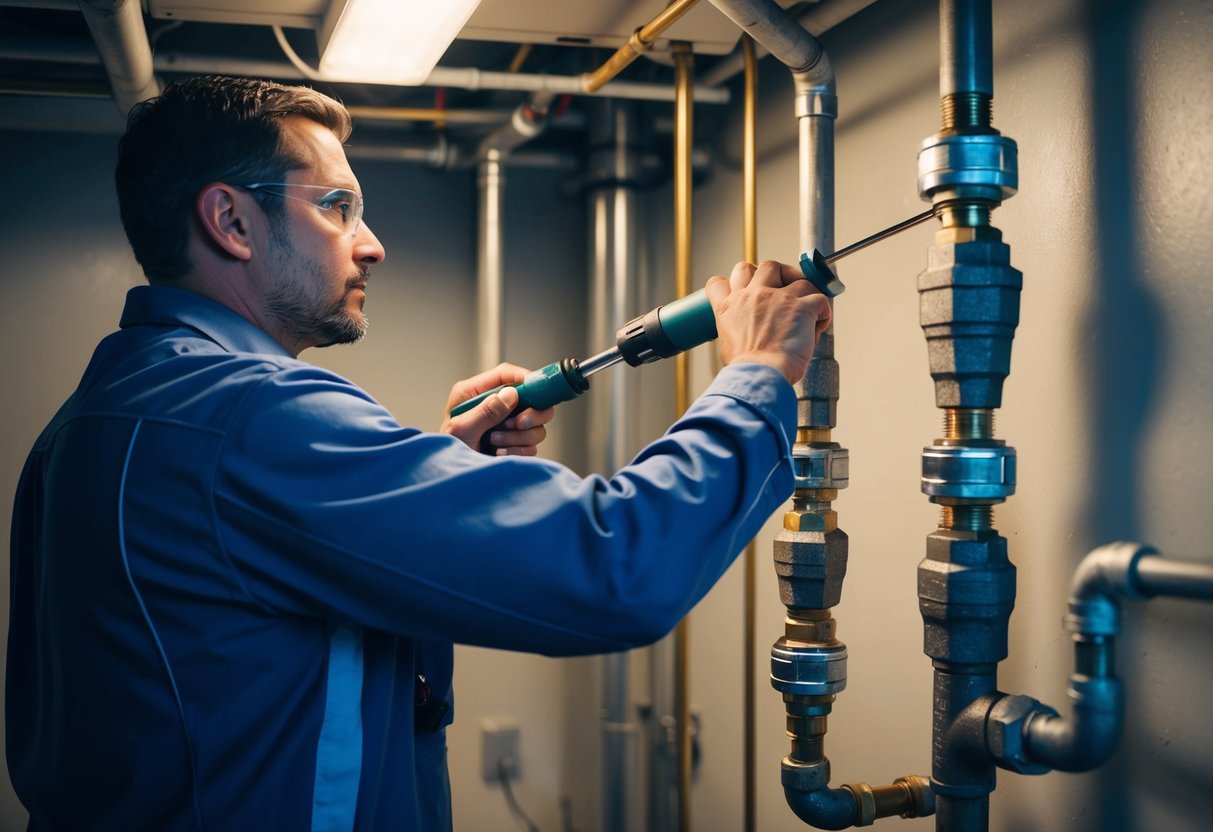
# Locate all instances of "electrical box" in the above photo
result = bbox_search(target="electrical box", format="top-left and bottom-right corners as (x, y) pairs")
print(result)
(481, 717), (521, 783)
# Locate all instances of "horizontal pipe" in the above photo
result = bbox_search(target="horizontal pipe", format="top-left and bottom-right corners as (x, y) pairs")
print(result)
(708, 0), (825, 76)
(1134, 557), (1213, 600)
(0, 39), (730, 104)
(582, 0), (702, 93)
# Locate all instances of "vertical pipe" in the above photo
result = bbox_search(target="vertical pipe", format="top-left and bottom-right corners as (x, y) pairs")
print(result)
(587, 99), (643, 832)
(476, 150), (505, 370)
(740, 33), (759, 832)
(672, 40), (695, 832)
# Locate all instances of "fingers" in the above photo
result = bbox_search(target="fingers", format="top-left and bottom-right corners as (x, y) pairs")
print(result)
(728, 260), (756, 291)
(444, 362), (529, 410)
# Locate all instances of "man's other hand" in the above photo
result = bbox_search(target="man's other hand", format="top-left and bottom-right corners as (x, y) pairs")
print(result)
(440, 363), (556, 456)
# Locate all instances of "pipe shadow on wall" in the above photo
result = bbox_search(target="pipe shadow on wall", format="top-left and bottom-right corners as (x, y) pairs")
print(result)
(1080, 1), (1165, 830)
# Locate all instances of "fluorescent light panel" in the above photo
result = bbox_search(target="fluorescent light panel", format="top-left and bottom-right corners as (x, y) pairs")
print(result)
(319, 0), (483, 85)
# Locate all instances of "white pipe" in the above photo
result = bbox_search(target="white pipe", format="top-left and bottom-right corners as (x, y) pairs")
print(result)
(77, 0), (160, 116)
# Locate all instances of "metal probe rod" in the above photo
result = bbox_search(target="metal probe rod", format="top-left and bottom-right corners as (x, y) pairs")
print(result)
(579, 347), (626, 378)
(825, 208), (936, 264)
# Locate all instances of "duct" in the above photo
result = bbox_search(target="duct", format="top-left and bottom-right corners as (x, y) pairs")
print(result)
(77, 0), (160, 116)
(974, 543), (1213, 776)
(585, 98), (645, 832)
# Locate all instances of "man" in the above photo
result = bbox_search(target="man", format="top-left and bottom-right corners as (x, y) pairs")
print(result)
(7, 76), (830, 830)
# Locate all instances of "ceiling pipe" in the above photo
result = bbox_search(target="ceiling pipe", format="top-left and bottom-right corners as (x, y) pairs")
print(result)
(77, 0), (159, 116)
(699, 0), (878, 88)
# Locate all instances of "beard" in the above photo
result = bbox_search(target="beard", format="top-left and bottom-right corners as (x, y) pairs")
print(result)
(266, 272), (369, 350)
(264, 225), (370, 351)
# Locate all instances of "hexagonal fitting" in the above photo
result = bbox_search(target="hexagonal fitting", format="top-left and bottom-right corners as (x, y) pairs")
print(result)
(784, 509), (838, 533)
(918, 531), (1016, 663)
(986, 694), (1056, 775)
(793, 446), (850, 491)
(918, 238), (1023, 409)
(774, 527), (849, 609)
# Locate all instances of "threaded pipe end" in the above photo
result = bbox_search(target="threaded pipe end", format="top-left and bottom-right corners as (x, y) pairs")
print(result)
(943, 408), (996, 440)
(941, 504), (994, 531)
(941, 92), (992, 131)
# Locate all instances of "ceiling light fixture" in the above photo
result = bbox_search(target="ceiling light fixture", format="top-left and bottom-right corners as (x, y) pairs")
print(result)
(318, 0), (484, 85)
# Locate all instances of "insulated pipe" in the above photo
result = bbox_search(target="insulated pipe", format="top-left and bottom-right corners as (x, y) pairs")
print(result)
(672, 43), (695, 832)
(77, 0), (160, 116)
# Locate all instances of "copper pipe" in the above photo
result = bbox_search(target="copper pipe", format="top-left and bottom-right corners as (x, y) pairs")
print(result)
(672, 40), (694, 832)
(346, 106), (515, 125)
(740, 32), (759, 832)
(582, 0), (702, 93)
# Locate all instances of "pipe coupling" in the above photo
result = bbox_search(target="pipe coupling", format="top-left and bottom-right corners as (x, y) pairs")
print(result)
(921, 444), (1016, 500)
(771, 637), (847, 696)
(985, 694), (1056, 775)
(793, 445), (850, 491)
(918, 133), (1018, 205)
(795, 89), (838, 119)
(782, 756), (831, 792)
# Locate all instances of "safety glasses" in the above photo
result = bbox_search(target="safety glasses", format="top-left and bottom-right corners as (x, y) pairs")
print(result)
(238, 182), (364, 237)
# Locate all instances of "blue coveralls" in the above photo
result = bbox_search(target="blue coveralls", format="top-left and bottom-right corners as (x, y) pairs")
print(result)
(7, 284), (796, 830)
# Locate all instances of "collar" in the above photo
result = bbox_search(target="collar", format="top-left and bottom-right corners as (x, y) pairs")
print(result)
(119, 284), (293, 358)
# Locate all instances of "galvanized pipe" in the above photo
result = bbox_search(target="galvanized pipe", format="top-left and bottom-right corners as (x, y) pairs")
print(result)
(476, 151), (505, 371)
(586, 98), (645, 832)
(77, 0), (160, 116)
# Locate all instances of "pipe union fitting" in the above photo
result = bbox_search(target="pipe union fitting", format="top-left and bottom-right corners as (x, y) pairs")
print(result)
(921, 444), (1016, 500)
(918, 133), (1018, 203)
(986, 694), (1056, 775)
(793, 446), (850, 491)
(771, 638), (847, 696)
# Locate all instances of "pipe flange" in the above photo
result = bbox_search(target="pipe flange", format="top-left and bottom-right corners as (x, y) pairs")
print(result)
(771, 638), (847, 696)
(921, 444), (1016, 500)
(917, 133), (1018, 204)
(793, 445), (850, 491)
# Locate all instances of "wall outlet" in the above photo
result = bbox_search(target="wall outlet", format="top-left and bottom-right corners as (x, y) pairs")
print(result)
(481, 717), (521, 783)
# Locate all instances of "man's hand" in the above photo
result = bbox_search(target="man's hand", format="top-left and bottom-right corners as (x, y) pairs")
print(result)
(440, 363), (556, 456)
(705, 260), (833, 384)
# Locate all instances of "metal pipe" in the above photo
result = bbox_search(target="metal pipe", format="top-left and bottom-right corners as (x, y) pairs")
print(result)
(0, 38), (729, 104)
(476, 151), (505, 371)
(741, 34), (758, 832)
(999, 543), (1213, 774)
(77, 0), (160, 116)
(582, 0), (703, 93)
(672, 42), (695, 832)
(586, 98), (645, 832)
(699, 0), (878, 88)
(708, 0), (828, 77)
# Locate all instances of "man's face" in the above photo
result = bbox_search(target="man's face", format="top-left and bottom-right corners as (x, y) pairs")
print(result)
(259, 116), (386, 353)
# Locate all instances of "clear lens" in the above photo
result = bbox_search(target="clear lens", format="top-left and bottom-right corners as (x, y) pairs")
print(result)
(240, 183), (364, 236)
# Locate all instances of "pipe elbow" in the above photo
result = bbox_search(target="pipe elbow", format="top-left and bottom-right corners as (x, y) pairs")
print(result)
(783, 785), (858, 830)
(1067, 542), (1156, 636)
(1024, 677), (1123, 772)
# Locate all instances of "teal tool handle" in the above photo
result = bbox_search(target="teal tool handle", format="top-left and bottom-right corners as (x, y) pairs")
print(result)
(449, 359), (589, 453)
(616, 288), (718, 366)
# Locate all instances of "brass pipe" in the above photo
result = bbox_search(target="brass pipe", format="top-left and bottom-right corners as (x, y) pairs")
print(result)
(346, 106), (514, 125)
(582, 0), (703, 93)
(672, 40), (694, 832)
(740, 33), (759, 832)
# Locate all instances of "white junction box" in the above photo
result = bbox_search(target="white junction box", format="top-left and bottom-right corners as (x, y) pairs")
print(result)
(481, 717), (521, 783)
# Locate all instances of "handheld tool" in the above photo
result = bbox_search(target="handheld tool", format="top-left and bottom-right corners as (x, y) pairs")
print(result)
(450, 209), (937, 429)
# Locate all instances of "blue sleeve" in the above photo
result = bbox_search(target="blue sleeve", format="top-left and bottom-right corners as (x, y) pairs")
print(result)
(214, 363), (795, 656)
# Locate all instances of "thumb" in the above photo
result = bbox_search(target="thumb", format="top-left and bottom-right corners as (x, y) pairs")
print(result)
(475, 385), (520, 428)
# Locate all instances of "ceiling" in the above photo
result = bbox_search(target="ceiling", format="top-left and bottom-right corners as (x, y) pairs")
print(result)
(0, 0), (815, 159)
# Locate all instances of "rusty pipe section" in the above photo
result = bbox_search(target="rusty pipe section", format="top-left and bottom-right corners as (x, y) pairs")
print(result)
(582, 0), (703, 93)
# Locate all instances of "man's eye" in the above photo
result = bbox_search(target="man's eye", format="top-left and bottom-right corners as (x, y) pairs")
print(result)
(318, 193), (354, 222)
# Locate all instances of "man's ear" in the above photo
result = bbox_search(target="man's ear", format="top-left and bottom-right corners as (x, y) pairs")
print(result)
(196, 183), (255, 262)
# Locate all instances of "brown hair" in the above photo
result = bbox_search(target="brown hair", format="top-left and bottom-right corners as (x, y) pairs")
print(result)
(115, 75), (353, 281)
